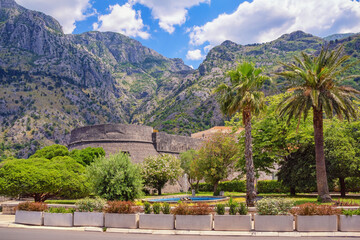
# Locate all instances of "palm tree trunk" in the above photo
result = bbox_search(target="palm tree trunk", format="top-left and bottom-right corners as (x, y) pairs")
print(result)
(313, 107), (332, 202)
(243, 109), (256, 206)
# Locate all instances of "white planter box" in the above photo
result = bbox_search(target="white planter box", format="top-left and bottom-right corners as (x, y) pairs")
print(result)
(254, 215), (293, 232)
(73, 212), (104, 227)
(339, 215), (360, 232)
(15, 210), (43, 226)
(139, 214), (174, 230)
(44, 212), (73, 227)
(296, 215), (337, 232)
(105, 213), (139, 229)
(214, 215), (251, 231)
(175, 215), (213, 230)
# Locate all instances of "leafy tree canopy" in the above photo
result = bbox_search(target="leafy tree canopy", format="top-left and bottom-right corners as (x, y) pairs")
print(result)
(180, 149), (203, 191)
(0, 157), (89, 202)
(29, 144), (69, 159)
(86, 153), (143, 201)
(141, 154), (183, 195)
(70, 147), (105, 166)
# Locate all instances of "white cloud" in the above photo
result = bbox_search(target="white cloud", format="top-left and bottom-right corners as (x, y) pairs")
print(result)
(93, 3), (150, 39)
(186, 49), (203, 60)
(17, 0), (91, 34)
(133, 0), (210, 33)
(189, 0), (360, 47)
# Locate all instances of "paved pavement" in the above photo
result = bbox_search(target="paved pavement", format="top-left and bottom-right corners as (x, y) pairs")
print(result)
(1, 213), (360, 238)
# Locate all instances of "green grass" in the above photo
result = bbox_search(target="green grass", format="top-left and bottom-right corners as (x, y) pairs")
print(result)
(44, 199), (77, 204)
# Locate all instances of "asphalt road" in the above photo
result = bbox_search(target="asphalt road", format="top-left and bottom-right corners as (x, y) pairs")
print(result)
(0, 228), (359, 240)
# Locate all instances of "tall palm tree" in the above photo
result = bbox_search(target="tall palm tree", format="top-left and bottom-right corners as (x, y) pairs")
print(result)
(215, 62), (270, 206)
(277, 46), (360, 202)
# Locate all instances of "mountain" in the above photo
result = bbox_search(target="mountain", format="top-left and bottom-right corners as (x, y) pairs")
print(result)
(1, 0), (360, 159)
(145, 31), (360, 135)
(323, 33), (357, 41)
(0, 0), (193, 159)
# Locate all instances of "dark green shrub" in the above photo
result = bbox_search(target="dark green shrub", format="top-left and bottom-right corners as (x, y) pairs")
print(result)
(144, 202), (151, 214)
(198, 180), (246, 193)
(238, 203), (248, 215)
(215, 204), (225, 215)
(161, 202), (170, 214)
(257, 180), (288, 193)
(345, 177), (360, 192)
(228, 198), (238, 215)
(153, 203), (161, 214)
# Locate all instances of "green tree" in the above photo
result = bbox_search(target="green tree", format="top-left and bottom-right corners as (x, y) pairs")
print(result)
(86, 153), (143, 201)
(141, 154), (183, 195)
(325, 119), (359, 197)
(197, 132), (240, 195)
(29, 144), (69, 159)
(70, 147), (105, 166)
(277, 46), (360, 202)
(0, 157), (89, 202)
(180, 149), (203, 191)
(215, 61), (270, 206)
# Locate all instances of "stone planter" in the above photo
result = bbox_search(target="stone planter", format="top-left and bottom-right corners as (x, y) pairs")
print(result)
(15, 210), (43, 226)
(105, 213), (139, 228)
(44, 212), (73, 227)
(214, 215), (251, 231)
(175, 215), (213, 230)
(73, 212), (104, 227)
(254, 215), (293, 232)
(296, 215), (337, 232)
(339, 215), (360, 231)
(139, 214), (174, 230)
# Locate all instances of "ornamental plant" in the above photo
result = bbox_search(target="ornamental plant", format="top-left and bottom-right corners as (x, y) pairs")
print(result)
(228, 197), (239, 215)
(189, 203), (213, 215)
(161, 202), (171, 214)
(75, 197), (106, 212)
(256, 197), (294, 215)
(144, 202), (152, 214)
(215, 204), (225, 215)
(238, 202), (248, 215)
(105, 201), (140, 214)
(152, 203), (161, 214)
(290, 203), (340, 215)
(17, 202), (47, 212)
(342, 208), (360, 217)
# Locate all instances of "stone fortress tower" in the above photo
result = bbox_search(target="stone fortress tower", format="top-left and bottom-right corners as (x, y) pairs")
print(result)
(68, 124), (203, 163)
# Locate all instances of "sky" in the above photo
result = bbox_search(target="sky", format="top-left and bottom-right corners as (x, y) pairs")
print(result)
(16, 0), (360, 69)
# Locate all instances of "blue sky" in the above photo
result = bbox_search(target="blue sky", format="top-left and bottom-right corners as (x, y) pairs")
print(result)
(16, 0), (360, 69)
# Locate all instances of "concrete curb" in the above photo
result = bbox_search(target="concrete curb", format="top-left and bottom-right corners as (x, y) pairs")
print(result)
(1, 222), (360, 237)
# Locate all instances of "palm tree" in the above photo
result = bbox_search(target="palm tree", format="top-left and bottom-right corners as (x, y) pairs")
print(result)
(277, 45), (360, 202)
(215, 62), (270, 206)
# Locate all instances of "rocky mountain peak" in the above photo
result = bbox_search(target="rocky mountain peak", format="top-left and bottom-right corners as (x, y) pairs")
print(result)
(0, 0), (19, 9)
(279, 30), (314, 41)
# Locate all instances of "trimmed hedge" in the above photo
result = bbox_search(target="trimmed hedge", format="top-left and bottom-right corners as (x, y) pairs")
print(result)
(256, 180), (288, 193)
(345, 177), (360, 192)
(198, 180), (246, 192)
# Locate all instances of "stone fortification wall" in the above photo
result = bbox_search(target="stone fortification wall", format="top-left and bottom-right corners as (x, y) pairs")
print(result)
(153, 132), (203, 154)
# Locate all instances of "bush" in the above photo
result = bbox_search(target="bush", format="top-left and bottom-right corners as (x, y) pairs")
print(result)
(161, 202), (170, 214)
(342, 208), (360, 216)
(256, 198), (294, 215)
(144, 202), (151, 214)
(47, 207), (75, 214)
(238, 203), (248, 215)
(105, 201), (139, 214)
(228, 198), (238, 215)
(257, 180), (288, 193)
(215, 204), (225, 215)
(17, 202), (47, 211)
(152, 203), (161, 214)
(290, 203), (340, 215)
(345, 177), (360, 192)
(75, 197), (106, 212)
(171, 202), (189, 215)
(86, 153), (143, 201)
(188, 203), (213, 215)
